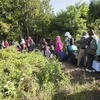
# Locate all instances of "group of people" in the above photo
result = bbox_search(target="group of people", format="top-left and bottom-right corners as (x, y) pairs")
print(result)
(17, 36), (35, 53)
(0, 40), (9, 49)
(39, 38), (55, 58)
(0, 29), (100, 72)
(64, 29), (100, 72)
(43, 29), (100, 73)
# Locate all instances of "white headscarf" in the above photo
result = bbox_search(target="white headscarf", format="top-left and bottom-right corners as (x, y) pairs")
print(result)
(65, 32), (72, 38)
(20, 38), (25, 45)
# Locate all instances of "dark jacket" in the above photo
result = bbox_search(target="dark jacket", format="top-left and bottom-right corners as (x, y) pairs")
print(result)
(77, 36), (88, 49)
(85, 36), (93, 46)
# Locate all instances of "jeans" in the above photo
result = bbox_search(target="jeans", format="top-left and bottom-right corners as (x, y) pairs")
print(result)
(87, 54), (94, 69)
(67, 46), (71, 60)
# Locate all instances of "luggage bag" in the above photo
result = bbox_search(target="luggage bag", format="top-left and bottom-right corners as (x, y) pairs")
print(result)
(69, 51), (78, 64)
(56, 51), (68, 61)
(92, 60), (100, 71)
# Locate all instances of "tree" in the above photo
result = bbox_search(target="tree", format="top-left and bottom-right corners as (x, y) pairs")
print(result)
(0, 0), (54, 41)
(88, 0), (100, 22)
(50, 2), (89, 40)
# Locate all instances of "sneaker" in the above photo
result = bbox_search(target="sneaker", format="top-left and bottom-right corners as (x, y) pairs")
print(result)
(85, 69), (92, 72)
(85, 69), (89, 72)
(88, 70), (92, 72)
(92, 70), (95, 72)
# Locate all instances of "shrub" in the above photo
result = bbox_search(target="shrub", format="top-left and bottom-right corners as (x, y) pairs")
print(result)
(0, 46), (69, 100)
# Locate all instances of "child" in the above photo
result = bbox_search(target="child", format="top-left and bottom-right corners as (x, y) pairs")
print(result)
(45, 46), (51, 58)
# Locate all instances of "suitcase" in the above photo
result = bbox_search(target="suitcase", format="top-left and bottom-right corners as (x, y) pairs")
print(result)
(69, 51), (77, 64)
(92, 60), (100, 71)
(56, 51), (68, 61)
(68, 45), (78, 52)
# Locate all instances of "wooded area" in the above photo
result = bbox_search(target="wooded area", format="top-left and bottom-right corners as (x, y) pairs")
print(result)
(0, 0), (100, 42)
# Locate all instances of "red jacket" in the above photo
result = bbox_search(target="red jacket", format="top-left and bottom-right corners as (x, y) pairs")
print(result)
(4, 41), (9, 48)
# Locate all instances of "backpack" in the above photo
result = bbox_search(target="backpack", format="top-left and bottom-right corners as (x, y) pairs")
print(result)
(70, 38), (74, 45)
(86, 38), (97, 55)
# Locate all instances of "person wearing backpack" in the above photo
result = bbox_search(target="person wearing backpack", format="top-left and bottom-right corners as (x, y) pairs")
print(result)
(76, 32), (88, 67)
(85, 29), (99, 72)
(65, 32), (74, 59)
(27, 36), (35, 52)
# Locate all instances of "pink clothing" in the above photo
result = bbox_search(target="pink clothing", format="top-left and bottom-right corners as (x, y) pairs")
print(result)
(25, 40), (29, 46)
(4, 41), (9, 48)
(25, 36), (32, 47)
(28, 36), (31, 42)
(55, 36), (63, 52)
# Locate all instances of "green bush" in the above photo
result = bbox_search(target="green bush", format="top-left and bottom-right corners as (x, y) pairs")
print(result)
(0, 46), (69, 100)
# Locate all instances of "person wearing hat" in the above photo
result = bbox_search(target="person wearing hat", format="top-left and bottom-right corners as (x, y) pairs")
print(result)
(76, 31), (88, 67)
(65, 32), (74, 59)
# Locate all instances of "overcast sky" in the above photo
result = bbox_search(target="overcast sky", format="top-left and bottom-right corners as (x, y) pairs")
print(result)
(50, 0), (90, 14)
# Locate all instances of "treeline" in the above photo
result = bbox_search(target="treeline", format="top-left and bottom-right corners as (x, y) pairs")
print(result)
(0, 0), (100, 42)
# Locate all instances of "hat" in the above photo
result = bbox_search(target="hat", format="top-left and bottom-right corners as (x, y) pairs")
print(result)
(82, 32), (87, 36)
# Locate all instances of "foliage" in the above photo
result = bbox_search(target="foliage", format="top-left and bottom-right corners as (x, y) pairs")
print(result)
(88, 0), (100, 23)
(50, 2), (89, 40)
(0, 47), (100, 100)
(0, 0), (54, 41)
(0, 0), (100, 42)
(0, 47), (69, 99)
(87, 0), (100, 37)
(94, 19), (100, 36)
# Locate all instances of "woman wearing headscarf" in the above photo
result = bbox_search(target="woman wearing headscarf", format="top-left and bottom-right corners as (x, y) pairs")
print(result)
(27, 36), (35, 52)
(76, 32), (88, 67)
(65, 32), (74, 59)
(20, 38), (25, 52)
(55, 36), (63, 52)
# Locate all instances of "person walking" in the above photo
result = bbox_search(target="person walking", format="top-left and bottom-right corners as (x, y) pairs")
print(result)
(85, 29), (99, 72)
(65, 32), (74, 59)
(4, 40), (9, 48)
(55, 36), (63, 52)
(76, 32), (88, 67)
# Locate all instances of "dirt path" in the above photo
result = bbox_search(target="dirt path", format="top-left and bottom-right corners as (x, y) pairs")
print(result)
(61, 60), (100, 81)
